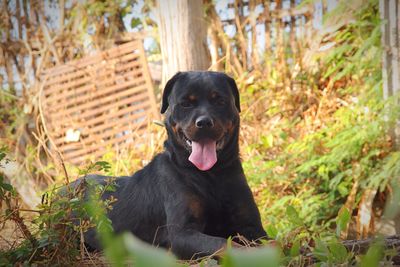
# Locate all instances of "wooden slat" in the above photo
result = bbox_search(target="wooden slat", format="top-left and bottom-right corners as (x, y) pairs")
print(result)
(44, 75), (93, 95)
(44, 64), (142, 98)
(43, 58), (143, 95)
(43, 63), (145, 103)
(85, 110), (149, 137)
(45, 54), (139, 84)
(52, 99), (150, 146)
(41, 40), (158, 164)
(44, 78), (145, 114)
(45, 58), (102, 82)
(61, 122), (148, 160)
(65, 127), (148, 164)
(43, 41), (142, 77)
(72, 100), (150, 135)
(44, 72), (145, 107)
(58, 120), (148, 156)
(44, 52), (141, 89)
(47, 84), (148, 122)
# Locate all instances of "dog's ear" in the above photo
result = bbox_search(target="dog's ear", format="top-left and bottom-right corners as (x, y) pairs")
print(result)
(226, 76), (241, 113)
(160, 72), (182, 114)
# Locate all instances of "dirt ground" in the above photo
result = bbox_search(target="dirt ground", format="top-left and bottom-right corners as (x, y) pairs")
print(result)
(0, 220), (25, 250)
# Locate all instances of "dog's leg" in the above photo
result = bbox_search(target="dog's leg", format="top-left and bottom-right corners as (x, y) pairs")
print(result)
(225, 177), (268, 243)
(165, 199), (228, 259)
(168, 228), (228, 259)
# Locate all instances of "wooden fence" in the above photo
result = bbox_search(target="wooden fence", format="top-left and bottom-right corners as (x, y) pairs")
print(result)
(40, 40), (158, 165)
(207, 0), (333, 78)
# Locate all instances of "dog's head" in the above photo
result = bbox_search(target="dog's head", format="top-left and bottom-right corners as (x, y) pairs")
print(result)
(161, 71), (241, 171)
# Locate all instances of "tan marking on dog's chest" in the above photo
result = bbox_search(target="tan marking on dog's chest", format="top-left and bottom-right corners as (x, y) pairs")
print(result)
(187, 195), (203, 219)
(188, 95), (197, 101)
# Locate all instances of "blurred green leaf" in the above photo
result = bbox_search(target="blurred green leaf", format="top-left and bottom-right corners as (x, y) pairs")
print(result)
(261, 134), (274, 148)
(266, 224), (278, 239)
(286, 205), (303, 226)
(337, 182), (349, 197)
(290, 240), (300, 257)
(1, 182), (13, 192)
(360, 238), (384, 267)
(313, 239), (329, 262)
(222, 246), (280, 267)
(336, 207), (351, 237)
(123, 233), (177, 267)
(95, 161), (112, 172)
(328, 241), (348, 263)
(131, 17), (142, 29)
(0, 146), (6, 162)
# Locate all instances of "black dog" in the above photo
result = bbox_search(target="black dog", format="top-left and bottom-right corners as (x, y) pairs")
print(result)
(74, 71), (267, 259)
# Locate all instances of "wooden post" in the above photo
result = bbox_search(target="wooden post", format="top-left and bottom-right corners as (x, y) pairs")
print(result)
(380, 0), (400, 149)
(275, 0), (285, 84)
(249, 0), (260, 72)
(208, 26), (222, 71)
(263, 1), (271, 77)
(233, 0), (248, 71)
(156, 0), (210, 85)
(290, 0), (296, 60)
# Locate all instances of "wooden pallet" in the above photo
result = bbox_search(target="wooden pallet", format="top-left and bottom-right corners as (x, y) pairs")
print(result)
(41, 40), (158, 165)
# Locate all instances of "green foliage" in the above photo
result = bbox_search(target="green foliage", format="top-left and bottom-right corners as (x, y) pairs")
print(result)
(286, 205), (303, 227)
(237, 1), (400, 266)
(336, 207), (351, 237)
(0, 147), (14, 197)
(222, 246), (280, 267)
(0, 155), (178, 266)
(243, 0), (400, 241)
(0, 90), (20, 139)
(0, 156), (115, 265)
(312, 238), (353, 265)
(360, 238), (385, 267)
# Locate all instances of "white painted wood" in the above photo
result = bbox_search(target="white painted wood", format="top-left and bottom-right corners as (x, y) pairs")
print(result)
(380, 0), (400, 149)
(327, 0), (338, 12)
(388, 0), (400, 98)
(0, 158), (41, 208)
(313, 0), (323, 30)
(380, 0), (390, 99)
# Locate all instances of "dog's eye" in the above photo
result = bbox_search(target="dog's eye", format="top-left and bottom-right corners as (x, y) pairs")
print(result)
(180, 100), (194, 108)
(217, 98), (226, 106)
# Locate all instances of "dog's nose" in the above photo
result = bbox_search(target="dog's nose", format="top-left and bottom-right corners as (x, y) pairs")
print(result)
(195, 116), (214, 128)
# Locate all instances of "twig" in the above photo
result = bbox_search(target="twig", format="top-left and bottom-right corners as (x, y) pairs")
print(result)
(80, 219), (85, 260)
(0, 90), (19, 99)
(27, 247), (39, 264)
(35, 10), (61, 65)
(31, 131), (55, 184)
(18, 209), (41, 213)
(5, 197), (37, 247)
(0, 234), (13, 247)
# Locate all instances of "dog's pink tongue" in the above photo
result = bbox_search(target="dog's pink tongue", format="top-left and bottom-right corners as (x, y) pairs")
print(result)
(189, 140), (217, 171)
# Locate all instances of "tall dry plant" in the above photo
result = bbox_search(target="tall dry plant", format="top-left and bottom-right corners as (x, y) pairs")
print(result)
(0, 1), (142, 194)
